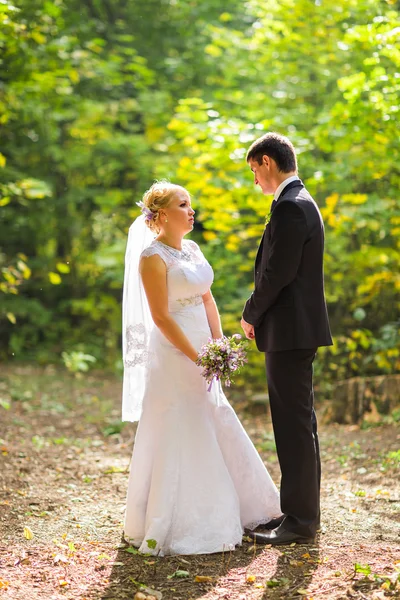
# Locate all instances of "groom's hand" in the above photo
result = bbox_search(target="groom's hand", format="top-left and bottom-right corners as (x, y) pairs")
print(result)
(241, 317), (255, 340)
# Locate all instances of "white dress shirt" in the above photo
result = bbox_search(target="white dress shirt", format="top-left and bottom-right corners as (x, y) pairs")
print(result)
(274, 175), (300, 201)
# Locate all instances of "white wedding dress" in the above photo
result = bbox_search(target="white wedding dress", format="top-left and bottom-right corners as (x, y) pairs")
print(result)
(123, 239), (281, 555)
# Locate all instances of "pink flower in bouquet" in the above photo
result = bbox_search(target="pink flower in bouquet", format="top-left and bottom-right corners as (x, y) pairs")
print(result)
(196, 334), (248, 390)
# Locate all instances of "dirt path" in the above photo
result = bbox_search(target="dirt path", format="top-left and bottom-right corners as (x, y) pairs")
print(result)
(0, 365), (399, 600)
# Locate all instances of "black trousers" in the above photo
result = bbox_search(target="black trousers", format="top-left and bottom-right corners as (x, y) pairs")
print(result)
(266, 348), (320, 537)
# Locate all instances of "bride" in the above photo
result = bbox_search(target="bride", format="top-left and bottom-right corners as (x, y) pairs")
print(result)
(122, 181), (281, 556)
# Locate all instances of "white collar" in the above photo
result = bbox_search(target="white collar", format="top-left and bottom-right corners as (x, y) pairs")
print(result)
(274, 175), (300, 201)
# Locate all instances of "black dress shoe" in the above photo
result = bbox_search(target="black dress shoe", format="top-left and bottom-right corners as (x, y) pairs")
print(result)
(246, 515), (285, 533)
(246, 525), (315, 546)
(262, 515), (286, 530)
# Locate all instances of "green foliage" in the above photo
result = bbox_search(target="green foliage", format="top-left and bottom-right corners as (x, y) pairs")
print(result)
(62, 351), (96, 375)
(0, 398), (11, 410)
(124, 547), (139, 555)
(167, 569), (190, 579)
(354, 563), (372, 576)
(1, 0), (399, 396)
(382, 449), (400, 470)
(102, 421), (126, 437)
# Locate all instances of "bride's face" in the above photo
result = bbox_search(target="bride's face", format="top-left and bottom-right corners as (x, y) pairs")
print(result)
(161, 191), (195, 235)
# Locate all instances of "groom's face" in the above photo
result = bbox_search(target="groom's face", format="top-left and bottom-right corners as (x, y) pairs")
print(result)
(248, 156), (275, 195)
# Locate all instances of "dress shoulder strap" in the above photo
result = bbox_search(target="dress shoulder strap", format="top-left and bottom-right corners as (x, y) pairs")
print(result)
(140, 242), (175, 269)
(140, 244), (162, 259)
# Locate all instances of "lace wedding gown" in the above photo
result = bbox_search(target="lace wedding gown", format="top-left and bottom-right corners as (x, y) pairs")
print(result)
(123, 239), (281, 555)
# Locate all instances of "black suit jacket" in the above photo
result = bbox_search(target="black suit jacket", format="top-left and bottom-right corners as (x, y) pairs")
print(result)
(243, 180), (333, 352)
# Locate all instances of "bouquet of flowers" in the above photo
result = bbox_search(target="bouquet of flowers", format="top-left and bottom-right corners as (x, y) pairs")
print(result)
(196, 334), (248, 390)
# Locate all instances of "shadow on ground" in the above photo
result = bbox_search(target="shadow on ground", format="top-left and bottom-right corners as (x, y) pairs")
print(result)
(96, 535), (321, 600)
(98, 534), (257, 600)
(261, 541), (320, 599)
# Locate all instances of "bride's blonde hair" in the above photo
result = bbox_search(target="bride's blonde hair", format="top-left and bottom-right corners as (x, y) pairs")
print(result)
(141, 181), (188, 233)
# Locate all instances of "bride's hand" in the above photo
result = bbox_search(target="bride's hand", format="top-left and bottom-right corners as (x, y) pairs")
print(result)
(190, 349), (199, 363)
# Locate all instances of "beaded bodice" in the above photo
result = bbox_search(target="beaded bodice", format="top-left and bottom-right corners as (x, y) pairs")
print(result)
(140, 239), (213, 312)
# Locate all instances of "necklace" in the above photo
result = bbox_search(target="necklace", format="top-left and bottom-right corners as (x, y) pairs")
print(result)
(156, 240), (192, 261)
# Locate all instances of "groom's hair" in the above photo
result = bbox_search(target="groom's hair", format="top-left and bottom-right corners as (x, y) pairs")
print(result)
(246, 132), (297, 173)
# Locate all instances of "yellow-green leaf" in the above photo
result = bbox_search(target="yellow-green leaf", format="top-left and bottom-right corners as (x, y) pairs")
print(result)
(22, 266), (31, 280)
(6, 313), (16, 324)
(48, 272), (62, 285)
(24, 526), (34, 540)
(3, 272), (16, 284)
(56, 262), (70, 274)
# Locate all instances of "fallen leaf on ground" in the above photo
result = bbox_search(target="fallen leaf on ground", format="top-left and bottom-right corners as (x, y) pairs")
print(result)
(15, 557), (31, 566)
(168, 569), (190, 579)
(195, 575), (214, 583)
(54, 554), (68, 564)
(142, 587), (163, 599)
(290, 560), (304, 567)
(124, 546), (139, 554)
(23, 526), (33, 540)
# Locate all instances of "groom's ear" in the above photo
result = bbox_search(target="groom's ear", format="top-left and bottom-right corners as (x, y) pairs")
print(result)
(262, 155), (270, 168)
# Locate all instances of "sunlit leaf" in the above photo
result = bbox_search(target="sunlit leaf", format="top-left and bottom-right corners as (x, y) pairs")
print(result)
(168, 569), (190, 579)
(48, 272), (62, 285)
(195, 575), (214, 582)
(354, 563), (372, 576)
(23, 526), (34, 540)
(56, 263), (70, 274)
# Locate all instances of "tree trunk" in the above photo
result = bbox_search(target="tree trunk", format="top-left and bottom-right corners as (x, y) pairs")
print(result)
(331, 375), (400, 424)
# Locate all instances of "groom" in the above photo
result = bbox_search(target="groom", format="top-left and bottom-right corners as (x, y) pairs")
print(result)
(241, 132), (332, 545)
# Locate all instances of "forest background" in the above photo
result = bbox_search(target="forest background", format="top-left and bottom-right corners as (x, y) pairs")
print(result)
(1, 0), (399, 400)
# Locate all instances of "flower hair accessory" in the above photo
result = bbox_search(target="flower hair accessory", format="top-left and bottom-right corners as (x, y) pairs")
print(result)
(136, 201), (154, 222)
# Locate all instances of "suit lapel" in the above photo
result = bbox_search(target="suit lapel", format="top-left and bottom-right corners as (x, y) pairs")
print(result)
(254, 180), (304, 275)
(273, 179), (304, 209)
(255, 229), (265, 268)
